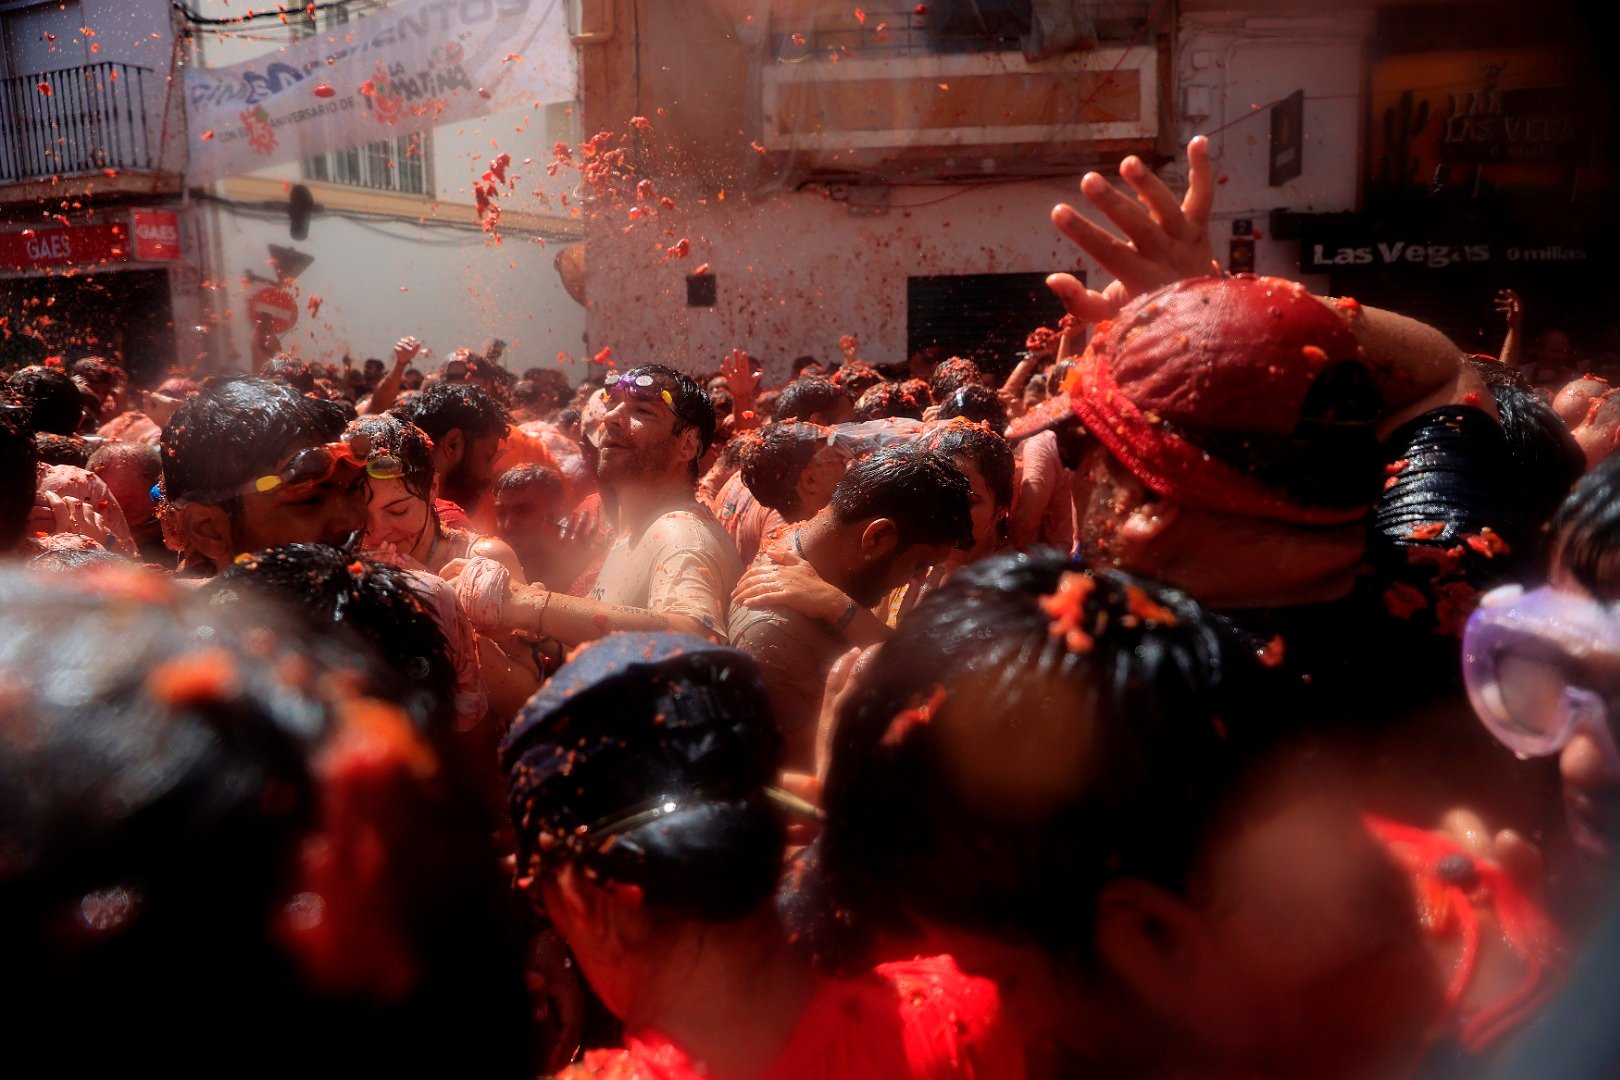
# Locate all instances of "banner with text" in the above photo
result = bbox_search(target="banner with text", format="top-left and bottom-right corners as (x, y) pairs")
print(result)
(185, 0), (571, 185)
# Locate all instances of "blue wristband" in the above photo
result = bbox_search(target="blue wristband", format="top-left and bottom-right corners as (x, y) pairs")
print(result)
(834, 599), (858, 632)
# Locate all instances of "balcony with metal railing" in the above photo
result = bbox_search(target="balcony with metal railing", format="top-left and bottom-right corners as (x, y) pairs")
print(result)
(0, 62), (158, 184)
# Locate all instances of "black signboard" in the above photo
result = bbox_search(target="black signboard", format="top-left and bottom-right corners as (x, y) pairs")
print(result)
(1269, 90), (1305, 187)
(1300, 232), (1588, 272)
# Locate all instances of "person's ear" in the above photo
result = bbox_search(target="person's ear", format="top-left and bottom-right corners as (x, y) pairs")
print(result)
(1092, 878), (1208, 1011)
(797, 462), (835, 507)
(859, 518), (899, 561)
(544, 861), (595, 942)
(174, 502), (235, 567)
(553, 862), (649, 957)
(675, 426), (701, 470)
(440, 428), (465, 466)
(1117, 498), (1179, 560)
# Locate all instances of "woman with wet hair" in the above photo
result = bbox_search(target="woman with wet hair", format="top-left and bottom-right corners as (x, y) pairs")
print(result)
(0, 566), (530, 1077)
(347, 413), (539, 726)
(503, 632), (1024, 1080)
(346, 413), (524, 579)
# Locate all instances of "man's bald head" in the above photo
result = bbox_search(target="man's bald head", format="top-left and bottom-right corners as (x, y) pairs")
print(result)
(1553, 375), (1610, 428)
(1573, 389), (1620, 469)
(88, 441), (162, 527)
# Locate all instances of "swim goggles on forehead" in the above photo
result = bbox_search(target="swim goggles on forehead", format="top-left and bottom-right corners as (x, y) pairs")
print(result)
(600, 371), (675, 407)
(172, 432), (406, 505)
(1463, 583), (1620, 764)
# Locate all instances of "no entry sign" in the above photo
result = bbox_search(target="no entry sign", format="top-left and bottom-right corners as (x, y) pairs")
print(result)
(249, 285), (299, 335)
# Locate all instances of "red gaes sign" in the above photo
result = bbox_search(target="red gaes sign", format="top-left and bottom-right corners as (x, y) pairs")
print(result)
(249, 285), (300, 335)
(130, 209), (182, 262)
(0, 208), (183, 272)
(0, 221), (127, 270)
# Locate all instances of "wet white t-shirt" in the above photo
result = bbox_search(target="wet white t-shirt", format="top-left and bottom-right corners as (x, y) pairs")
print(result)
(590, 503), (743, 637)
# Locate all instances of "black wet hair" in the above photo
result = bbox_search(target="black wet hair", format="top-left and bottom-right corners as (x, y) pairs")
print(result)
(6, 366), (84, 435)
(828, 444), (975, 551)
(1465, 357), (1584, 533)
(814, 551), (1289, 967)
(509, 380), (541, 411)
(494, 463), (566, 505)
(937, 384), (1009, 430)
(830, 363), (883, 399)
(214, 544), (459, 733)
(70, 356), (121, 389)
(772, 378), (846, 423)
(791, 355), (822, 377)
(503, 633), (785, 923)
(1550, 453), (1620, 602)
(346, 414), (436, 503)
(160, 377), (348, 510)
(262, 355), (318, 394)
(0, 567), (529, 1076)
(854, 381), (925, 422)
(33, 432), (89, 469)
(742, 421), (826, 519)
(925, 420), (1016, 510)
(527, 369), (571, 408)
(1372, 405), (1532, 615)
(0, 405), (38, 550)
(391, 381), (511, 445)
(929, 357), (985, 403)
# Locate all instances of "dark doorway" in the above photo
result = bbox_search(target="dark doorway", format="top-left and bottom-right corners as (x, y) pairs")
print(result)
(907, 271), (1069, 379)
(0, 268), (173, 384)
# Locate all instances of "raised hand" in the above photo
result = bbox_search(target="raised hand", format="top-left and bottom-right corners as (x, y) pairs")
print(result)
(1047, 135), (1218, 323)
(1494, 289), (1523, 331)
(393, 335), (423, 367)
(720, 347), (762, 400)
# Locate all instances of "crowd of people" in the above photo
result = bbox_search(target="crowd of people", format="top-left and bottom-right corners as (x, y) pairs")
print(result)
(5, 136), (1620, 1076)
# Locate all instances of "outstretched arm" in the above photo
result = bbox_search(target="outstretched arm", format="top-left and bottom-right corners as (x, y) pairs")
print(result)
(1047, 135), (1218, 323)
(1496, 289), (1524, 371)
(359, 336), (421, 415)
(721, 347), (764, 431)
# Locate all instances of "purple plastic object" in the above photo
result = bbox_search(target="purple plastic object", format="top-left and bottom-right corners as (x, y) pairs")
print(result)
(1463, 583), (1620, 764)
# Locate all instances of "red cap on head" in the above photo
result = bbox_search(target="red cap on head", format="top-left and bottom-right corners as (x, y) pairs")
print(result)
(1068, 275), (1376, 526)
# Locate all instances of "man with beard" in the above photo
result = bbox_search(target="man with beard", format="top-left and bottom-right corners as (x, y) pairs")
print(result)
(728, 445), (974, 768)
(391, 382), (510, 522)
(453, 365), (741, 644)
(159, 377), (367, 575)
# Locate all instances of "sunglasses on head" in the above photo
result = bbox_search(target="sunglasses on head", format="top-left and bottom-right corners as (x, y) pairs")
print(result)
(172, 432), (406, 505)
(601, 371), (675, 407)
